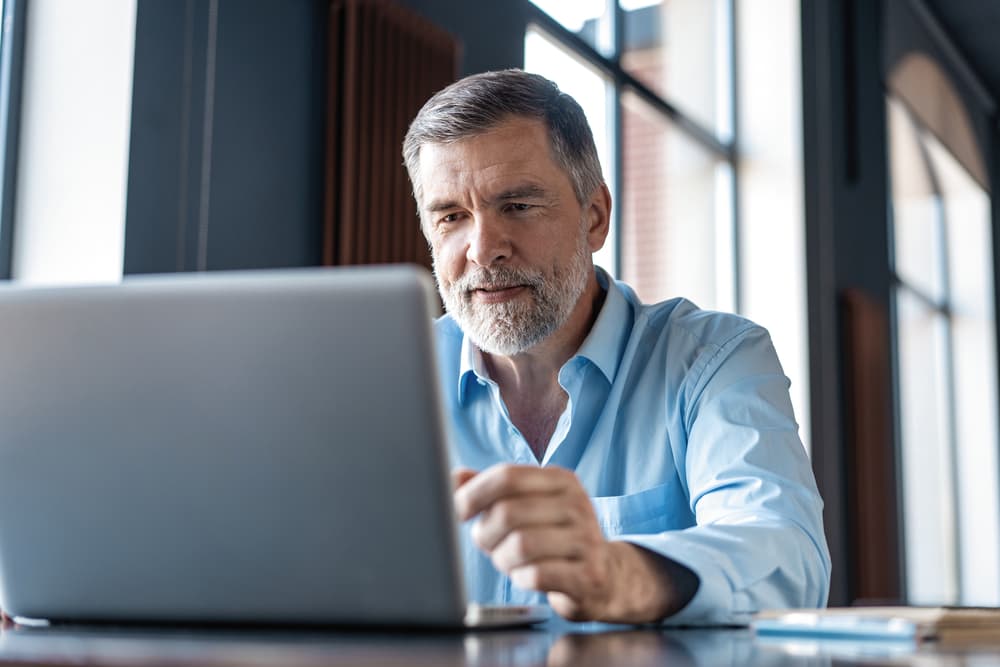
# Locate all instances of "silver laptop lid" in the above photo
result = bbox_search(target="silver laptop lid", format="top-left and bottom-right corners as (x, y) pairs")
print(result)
(0, 265), (468, 626)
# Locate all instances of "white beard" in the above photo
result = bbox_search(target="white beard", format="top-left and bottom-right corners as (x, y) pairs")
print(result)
(435, 234), (592, 356)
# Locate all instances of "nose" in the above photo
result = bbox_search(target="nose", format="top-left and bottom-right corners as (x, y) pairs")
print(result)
(466, 214), (511, 267)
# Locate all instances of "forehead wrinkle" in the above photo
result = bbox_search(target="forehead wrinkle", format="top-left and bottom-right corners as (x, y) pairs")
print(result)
(486, 183), (556, 206)
(422, 169), (552, 211)
(424, 194), (461, 213)
(417, 121), (570, 212)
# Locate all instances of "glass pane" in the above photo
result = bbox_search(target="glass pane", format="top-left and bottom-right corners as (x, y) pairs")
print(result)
(528, 0), (614, 56)
(927, 133), (1000, 606)
(619, 92), (730, 309)
(524, 27), (616, 275)
(622, 0), (731, 139)
(887, 99), (944, 302)
(896, 288), (958, 605)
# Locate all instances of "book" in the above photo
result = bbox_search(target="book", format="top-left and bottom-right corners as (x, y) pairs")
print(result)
(752, 606), (1000, 643)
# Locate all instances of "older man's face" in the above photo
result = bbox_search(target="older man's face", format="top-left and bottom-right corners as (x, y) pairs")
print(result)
(416, 117), (606, 356)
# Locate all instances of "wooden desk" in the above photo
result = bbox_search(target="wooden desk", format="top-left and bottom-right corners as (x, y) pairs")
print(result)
(0, 621), (995, 667)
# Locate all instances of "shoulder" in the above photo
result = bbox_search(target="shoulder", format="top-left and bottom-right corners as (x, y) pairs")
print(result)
(649, 298), (764, 353)
(621, 281), (765, 358)
(618, 292), (789, 433)
(614, 283), (777, 394)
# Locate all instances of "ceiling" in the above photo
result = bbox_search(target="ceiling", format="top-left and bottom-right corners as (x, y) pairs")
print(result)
(923, 0), (1000, 109)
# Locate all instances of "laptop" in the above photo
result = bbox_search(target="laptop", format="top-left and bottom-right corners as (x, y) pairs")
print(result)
(0, 265), (549, 628)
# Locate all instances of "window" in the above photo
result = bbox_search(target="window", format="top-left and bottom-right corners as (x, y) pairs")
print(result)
(525, 0), (810, 450)
(525, 0), (734, 309)
(524, 26), (616, 274)
(887, 85), (999, 605)
(8, 0), (135, 285)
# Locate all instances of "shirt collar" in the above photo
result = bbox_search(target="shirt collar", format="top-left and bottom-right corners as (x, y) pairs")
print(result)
(574, 267), (632, 385)
(455, 267), (634, 404)
(457, 333), (487, 403)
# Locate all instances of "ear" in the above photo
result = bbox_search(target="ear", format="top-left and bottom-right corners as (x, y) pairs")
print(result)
(584, 183), (612, 252)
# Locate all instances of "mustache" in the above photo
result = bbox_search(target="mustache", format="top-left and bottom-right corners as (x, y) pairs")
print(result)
(452, 266), (543, 293)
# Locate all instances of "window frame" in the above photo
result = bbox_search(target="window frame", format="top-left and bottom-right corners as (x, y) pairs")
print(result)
(0, 0), (28, 279)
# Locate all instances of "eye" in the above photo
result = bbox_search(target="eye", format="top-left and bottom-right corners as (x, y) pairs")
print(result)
(504, 203), (533, 213)
(438, 212), (464, 225)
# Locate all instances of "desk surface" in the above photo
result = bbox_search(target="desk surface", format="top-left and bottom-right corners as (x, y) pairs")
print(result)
(0, 620), (993, 667)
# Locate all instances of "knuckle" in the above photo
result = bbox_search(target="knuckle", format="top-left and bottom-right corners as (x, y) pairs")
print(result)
(567, 504), (596, 534)
(556, 467), (576, 484)
(469, 518), (488, 548)
(510, 530), (531, 561)
(582, 524), (604, 546)
(452, 492), (469, 517)
(495, 464), (518, 486)
(491, 550), (510, 573)
(572, 487), (593, 509)
(492, 500), (513, 529)
(578, 502), (600, 529)
(581, 559), (609, 592)
(518, 564), (544, 590)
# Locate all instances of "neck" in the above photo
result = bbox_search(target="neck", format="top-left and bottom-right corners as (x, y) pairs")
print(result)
(480, 271), (605, 460)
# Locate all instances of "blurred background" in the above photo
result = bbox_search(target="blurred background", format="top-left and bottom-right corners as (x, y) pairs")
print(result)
(0, 0), (997, 609)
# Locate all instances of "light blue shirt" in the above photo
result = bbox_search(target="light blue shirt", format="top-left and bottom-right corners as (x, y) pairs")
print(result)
(434, 269), (831, 624)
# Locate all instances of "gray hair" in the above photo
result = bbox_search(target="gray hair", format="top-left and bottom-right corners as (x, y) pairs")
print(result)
(402, 69), (605, 211)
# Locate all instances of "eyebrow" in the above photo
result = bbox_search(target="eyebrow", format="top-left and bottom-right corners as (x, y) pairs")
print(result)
(424, 199), (461, 214)
(487, 184), (553, 205)
(424, 184), (554, 214)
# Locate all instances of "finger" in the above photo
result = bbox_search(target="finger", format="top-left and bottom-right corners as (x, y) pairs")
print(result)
(490, 526), (587, 573)
(451, 467), (478, 492)
(547, 590), (601, 623)
(471, 495), (575, 551)
(508, 557), (597, 599)
(513, 560), (613, 622)
(454, 464), (576, 520)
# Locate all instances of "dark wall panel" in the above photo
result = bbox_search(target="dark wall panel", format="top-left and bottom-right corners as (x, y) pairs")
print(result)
(123, 0), (195, 274)
(206, 0), (327, 270)
(124, 0), (327, 275)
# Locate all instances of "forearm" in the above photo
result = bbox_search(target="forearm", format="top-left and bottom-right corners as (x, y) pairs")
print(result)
(602, 541), (699, 624)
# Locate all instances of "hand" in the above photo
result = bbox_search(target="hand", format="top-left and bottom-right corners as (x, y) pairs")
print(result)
(452, 464), (695, 623)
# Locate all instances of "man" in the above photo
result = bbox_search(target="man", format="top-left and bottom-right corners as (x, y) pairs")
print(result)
(402, 69), (830, 625)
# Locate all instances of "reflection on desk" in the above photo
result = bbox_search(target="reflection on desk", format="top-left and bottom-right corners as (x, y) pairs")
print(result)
(0, 619), (995, 666)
